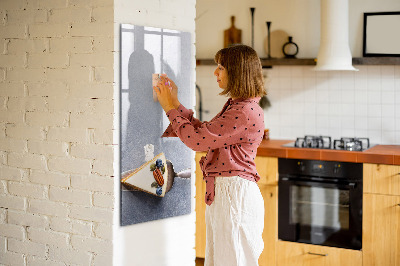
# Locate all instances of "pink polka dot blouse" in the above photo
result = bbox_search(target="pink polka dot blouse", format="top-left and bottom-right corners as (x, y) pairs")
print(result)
(162, 97), (265, 205)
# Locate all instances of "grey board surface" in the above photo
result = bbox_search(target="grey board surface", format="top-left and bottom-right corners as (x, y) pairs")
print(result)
(121, 177), (191, 226)
(120, 24), (193, 226)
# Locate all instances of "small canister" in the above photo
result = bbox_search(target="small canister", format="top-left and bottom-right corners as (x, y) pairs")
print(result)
(264, 129), (269, 140)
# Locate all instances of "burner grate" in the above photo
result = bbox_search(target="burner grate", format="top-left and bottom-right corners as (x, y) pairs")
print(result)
(333, 137), (370, 151)
(295, 135), (332, 149)
(288, 136), (371, 151)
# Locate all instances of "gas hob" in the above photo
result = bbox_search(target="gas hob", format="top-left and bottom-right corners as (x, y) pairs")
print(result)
(282, 135), (374, 151)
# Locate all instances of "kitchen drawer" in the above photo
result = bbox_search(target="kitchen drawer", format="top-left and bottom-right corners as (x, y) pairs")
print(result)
(364, 164), (400, 196)
(255, 156), (278, 186)
(276, 240), (362, 266)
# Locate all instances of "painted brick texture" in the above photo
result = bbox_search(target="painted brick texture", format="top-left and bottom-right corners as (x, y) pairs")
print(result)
(0, 0), (114, 265)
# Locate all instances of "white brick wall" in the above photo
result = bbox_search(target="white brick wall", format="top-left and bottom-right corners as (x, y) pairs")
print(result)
(0, 0), (114, 265)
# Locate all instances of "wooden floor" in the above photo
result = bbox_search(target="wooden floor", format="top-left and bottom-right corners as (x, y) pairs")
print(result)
(195, 257), (204, 266)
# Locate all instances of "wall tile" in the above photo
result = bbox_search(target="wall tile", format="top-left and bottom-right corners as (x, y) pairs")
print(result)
(341, 103), (355, 116)
(316, 103), (329, 116)
(381, 65), (394, 77)
(342, 128), (355, 137)
(304, 102), (316, 115)
(367, 104), (382, 118)
(382, 105), (395, 118)
(316, 115), (329, 128)
(341, 117), (355, 129)
(382, 90), (395, 104)
(196, 65), (400, 144)
(367, 129), (382, 143)
(395, 118), (400, 131)
(382, 78), (395, 91)
(367, 77), (381, 91)
(316, 89), (329, 103)
(355, 104), (368, 117)
(368, 117), (381, 131)
(382, 117), (396, 131)
(382, 131), (396, 144)
(341, 89), (354, 104)
(355, 117), (368, 130)
(328, 88), (341, 103)
(367, 91), (381, 105)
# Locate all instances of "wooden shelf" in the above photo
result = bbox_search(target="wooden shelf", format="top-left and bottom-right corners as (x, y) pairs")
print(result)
(352, 57), (400, 65)
(196, 57), (400, 67)
(260, 58), (316, 67)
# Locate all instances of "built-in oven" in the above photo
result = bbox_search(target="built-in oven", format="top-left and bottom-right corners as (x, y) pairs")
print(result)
(278, 158), (363, 250)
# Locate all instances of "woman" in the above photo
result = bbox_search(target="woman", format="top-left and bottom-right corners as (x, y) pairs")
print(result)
(154, 44), (266, 266)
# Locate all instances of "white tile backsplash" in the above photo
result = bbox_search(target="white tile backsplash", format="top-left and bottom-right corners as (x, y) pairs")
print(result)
(316, 89), (329, 103)
(382, 90), (395, 104)
(382, 105), (395, 118)
(341, 89), (355, 104)
(381, 66), (395, 77)
(355, 104), (368, 117)
(196, 65), (400, 145)
(367, 91), (381, 105)
(382, 79), (395, 91)
(355, 117), (368, 130)
(367, 104), (382, 118)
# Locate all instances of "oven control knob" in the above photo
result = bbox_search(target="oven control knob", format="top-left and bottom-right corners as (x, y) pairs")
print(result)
(334, 164), (341, 174)
(297, 161), (305, 171)
(334, 168), (339, 174)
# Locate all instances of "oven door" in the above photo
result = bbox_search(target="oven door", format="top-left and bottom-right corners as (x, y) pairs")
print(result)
(278, 176), (362, 250)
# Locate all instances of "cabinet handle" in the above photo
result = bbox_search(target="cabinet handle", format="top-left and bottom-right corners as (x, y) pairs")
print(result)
(307, 252), (328, 256)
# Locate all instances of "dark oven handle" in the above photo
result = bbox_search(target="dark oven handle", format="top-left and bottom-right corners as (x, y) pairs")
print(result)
(280, 176), (357, 189)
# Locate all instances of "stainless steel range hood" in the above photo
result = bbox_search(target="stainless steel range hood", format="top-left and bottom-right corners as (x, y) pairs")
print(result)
(314, 0), (358, 71)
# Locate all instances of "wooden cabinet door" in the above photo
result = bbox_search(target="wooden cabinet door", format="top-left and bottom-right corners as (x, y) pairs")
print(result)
(255, 156), (278, 186)
(277, 241), (362, 266)
(259, 185), (278, 266)
(364, 164), (400, 196)
(195, 152), (207, 258)
(363, 193), (400, 266)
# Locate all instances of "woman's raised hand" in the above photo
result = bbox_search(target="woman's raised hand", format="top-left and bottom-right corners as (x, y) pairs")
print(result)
(153, 76), (175, 113)
(165, 77), (180, 109)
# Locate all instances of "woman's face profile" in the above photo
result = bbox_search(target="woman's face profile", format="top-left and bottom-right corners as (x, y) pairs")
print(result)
(214, 64), (228, 90)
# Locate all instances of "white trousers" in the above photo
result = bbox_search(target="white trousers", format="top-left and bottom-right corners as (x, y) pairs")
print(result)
(205, 176), (264, 266)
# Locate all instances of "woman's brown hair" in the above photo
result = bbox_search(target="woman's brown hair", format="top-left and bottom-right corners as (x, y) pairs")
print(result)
(214, 44), (266, 99)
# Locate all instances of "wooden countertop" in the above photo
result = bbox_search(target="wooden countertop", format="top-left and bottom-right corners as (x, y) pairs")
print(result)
(257, 139), (400, 165)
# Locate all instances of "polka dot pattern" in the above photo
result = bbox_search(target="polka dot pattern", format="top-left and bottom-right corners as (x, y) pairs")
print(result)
(161, 97), (265, 205)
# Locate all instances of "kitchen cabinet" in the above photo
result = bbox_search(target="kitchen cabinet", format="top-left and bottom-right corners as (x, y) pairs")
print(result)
(276, 241), (362, 266)
(259, 184), (278, 266)
(363, 193), (400, 266)
(195, 154), (279, 266)
(256, 156), (278, 266)
(363, 164), (400, 266)
(255, 156), (278, 186)
(363, 163), (400, 196)
(195, 152), (207, 258)
(195, 156), (400, 265)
